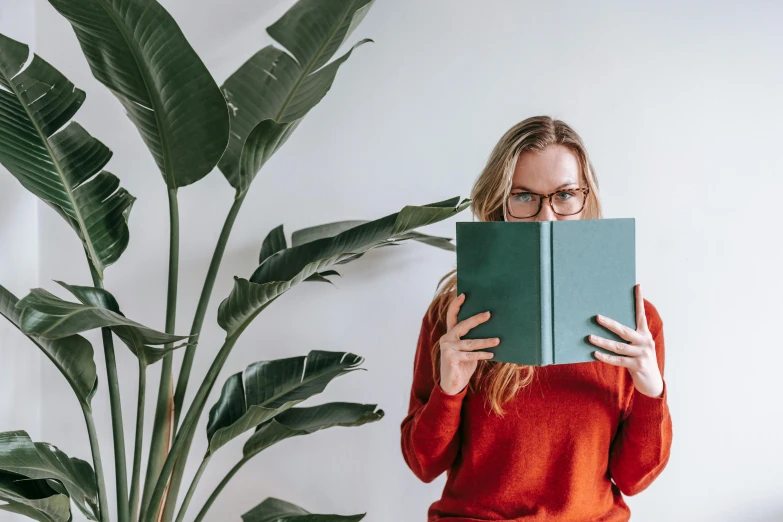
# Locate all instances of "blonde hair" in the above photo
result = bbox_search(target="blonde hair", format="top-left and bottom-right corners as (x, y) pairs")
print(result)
(427, 115), (604, 416)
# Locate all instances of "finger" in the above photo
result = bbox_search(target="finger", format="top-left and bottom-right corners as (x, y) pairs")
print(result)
(452, 310), (492, 339)
(456, 350), (495, 361)
(446, 293), (465, 331)
(596, 313), (644, 344)
(636, 284), (650, 334)
(588, 334), (643, 357)
(457, 337), (500, 352)
(594, 350), (632, 368)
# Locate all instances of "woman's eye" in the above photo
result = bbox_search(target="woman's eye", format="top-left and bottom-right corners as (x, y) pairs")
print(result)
(511, 193), (532, 202)
(556, 191), (574, 200)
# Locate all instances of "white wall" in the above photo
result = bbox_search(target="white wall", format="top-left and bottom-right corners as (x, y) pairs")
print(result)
(1, 0), (780, 521)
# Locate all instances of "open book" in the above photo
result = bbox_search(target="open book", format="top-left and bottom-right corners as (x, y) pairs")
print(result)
(455, 218), (636, 366)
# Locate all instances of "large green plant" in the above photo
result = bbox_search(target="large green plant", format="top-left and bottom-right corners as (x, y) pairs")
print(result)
(0, 0), (470, 521)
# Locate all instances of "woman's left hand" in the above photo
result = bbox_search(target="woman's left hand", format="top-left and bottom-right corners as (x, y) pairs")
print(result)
(588, 283), (664, 398)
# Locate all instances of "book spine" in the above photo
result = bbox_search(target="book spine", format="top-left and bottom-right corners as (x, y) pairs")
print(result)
(539, 222), (553, 365)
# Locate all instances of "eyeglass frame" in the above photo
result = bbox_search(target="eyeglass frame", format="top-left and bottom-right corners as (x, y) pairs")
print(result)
(505, 186), (591, 218)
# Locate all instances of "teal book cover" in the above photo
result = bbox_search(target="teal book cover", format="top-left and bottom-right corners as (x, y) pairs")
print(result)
(455, 218), (636, 366)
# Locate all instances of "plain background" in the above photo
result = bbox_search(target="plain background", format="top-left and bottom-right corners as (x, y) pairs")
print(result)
(1, 0), (782, 521)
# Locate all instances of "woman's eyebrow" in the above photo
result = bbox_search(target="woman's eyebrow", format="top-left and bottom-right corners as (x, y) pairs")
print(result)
(511, 181), (578, 191)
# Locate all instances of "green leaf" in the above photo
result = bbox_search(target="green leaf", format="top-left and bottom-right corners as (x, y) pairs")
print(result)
(0, 471), (72, 522)
(218, 0), (375, 194)
(0, 502), (66, 522)
(291, 220), (457, 252)
(242, 402), (382, 459)
(252, 197), (468, 284)
(242, 497), (364, 522)
(290, 220), (367, 247)
(316, 270), (341, 278)
(0, 32), (135, 279)
(205, 351), (364, 455)
(0, 284), (97, 404)
(217, 197), (470, 336)
(0, 431), (99, 521)
(303, 271), (338, 286)
(233, 118), (302, 196)
(16, 285), (188, 365)
(45, 0), (230, 188)
(259, 224), (288, 265)
(387, 230), (457, 251)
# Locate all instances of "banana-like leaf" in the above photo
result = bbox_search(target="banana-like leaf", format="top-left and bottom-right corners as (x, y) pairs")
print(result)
(217, 197), (470, 336)
(0, 32), (135, 279)
(0, 502), (65, 522)
(205, 351), (364, 455)
(0, 471), (71, 522)
(0, 503), (61, 522)
(317, 270), (341, 278)
(390, 230), (457, 251)
(259, 225), (341, 285)
(291, 220), (456, 252)
(290, 220), (366, 247)
(0, 431), (98, 521)
(46, 0), (230, 188)
(303, 271), (339, 286)
(218, 0), (375, 194)
(259, 224), (287, 264)
(16, 285), (188, 364)
(252, 197), (468, 284)
(242, 402), (382, 460)
(242, 497), (364, 522)
(232, 118), (302, 196)
(0, 284), (97, 403)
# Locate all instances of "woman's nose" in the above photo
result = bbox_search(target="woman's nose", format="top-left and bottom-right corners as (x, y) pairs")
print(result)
(535, 197), (558, 221)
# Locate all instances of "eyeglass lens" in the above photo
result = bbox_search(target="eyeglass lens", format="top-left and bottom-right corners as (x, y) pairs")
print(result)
(508, 190), (586, 218)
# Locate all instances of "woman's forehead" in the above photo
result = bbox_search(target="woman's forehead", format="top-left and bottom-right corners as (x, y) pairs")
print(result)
(512, 145), (581, 190)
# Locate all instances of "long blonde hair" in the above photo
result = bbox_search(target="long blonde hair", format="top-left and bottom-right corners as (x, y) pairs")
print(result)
(427, 115), (604, 416)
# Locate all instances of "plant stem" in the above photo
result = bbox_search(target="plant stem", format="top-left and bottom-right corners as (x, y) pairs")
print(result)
(141, 188), (180, 516)
(82, 403), (111, 522)
(160, 194), (247, 522)
(140, 331), (243, 522)
(143, 283), (280, 522)
(129, 359), (146, 522)
(172, 193), (246, 430)
(192, 457), (246, 522)
(89, 262), (129, 522)
(173, 455), (211, 522)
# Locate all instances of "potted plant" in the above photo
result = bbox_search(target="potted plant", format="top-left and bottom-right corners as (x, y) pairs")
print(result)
(0, 0), (470, 520)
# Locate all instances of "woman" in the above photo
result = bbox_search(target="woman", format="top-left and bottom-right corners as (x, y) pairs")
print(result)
(400, 116), (672, 521)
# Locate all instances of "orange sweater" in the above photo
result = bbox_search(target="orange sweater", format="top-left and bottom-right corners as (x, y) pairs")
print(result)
(400, 298), (672, 521)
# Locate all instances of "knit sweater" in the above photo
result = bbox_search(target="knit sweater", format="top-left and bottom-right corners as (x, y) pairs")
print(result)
(400, 298), (672, 521)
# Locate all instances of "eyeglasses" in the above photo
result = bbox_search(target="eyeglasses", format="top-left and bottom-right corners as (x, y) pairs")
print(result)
(506, 187), (590, 219)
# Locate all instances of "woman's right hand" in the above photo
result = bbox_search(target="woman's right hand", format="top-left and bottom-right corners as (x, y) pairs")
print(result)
(438, 293), (499, 395)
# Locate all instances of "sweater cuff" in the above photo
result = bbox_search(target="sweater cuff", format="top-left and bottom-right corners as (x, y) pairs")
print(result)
(630, 379), (668, 419)
(415, 379), (466, 434)
(432, 378), (468, 402)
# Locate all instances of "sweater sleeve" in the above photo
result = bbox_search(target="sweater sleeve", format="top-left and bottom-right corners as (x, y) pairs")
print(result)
(400, 312), (467, 483)
(608, 300), (673, 496)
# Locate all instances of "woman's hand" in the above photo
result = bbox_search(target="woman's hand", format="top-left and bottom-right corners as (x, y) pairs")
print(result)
(588, 283), (664, 398)
(439, 293), (498, 395)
